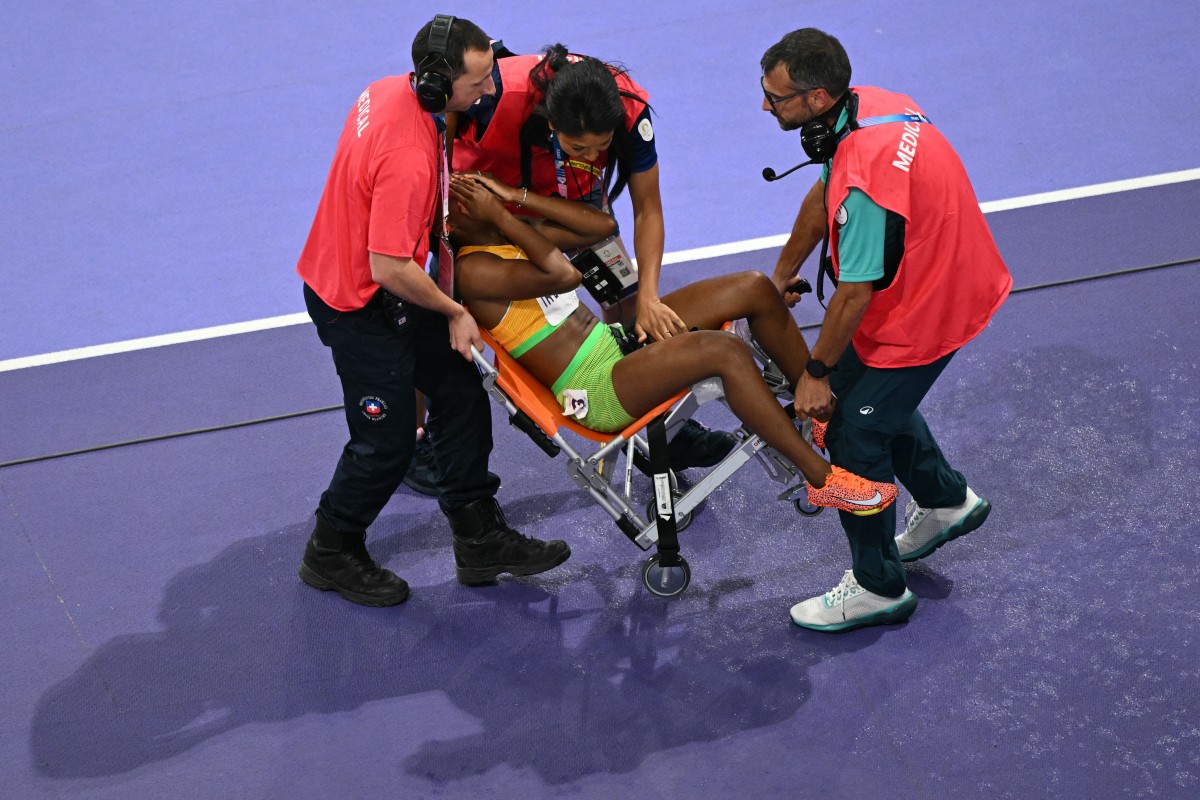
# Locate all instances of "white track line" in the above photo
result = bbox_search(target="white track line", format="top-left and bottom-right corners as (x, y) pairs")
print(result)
(3, 167), (1197, 373)
(661, 168), (1200, 265)
(0, 314), (310, 373)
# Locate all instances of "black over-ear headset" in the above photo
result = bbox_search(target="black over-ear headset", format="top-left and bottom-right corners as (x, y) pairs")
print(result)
(761, 90), (932, 182)
(415, 14), (456, 113)
(762, 91), (858, 181)
(799, 90), (859, 163)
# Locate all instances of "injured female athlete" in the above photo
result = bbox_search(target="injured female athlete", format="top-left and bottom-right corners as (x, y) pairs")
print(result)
(448, 172), (896, 516)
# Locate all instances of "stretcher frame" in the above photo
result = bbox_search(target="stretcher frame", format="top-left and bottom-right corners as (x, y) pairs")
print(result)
(470, 327), (821, 597)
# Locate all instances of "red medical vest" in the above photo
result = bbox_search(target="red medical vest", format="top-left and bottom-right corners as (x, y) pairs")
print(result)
(827, 86), (1011, 367)
(454, 55), (649, 200)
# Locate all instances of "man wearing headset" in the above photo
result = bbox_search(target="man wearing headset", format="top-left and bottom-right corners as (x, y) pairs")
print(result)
(295, 16), (570, 607)
(761, 29), (1011, 632)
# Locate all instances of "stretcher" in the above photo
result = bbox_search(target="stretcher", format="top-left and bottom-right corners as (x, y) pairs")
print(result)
(470, 324), (822, 598)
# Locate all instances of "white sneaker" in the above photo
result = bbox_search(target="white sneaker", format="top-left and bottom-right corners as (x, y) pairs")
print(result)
(789, 570), (918, 632)
(895, 487), (991, 562)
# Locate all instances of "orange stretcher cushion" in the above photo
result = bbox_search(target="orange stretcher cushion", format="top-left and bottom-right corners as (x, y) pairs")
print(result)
(478, 327), (685, 445)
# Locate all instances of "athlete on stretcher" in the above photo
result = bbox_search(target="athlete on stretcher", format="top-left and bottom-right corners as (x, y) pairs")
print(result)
(449, 172), (897, 515)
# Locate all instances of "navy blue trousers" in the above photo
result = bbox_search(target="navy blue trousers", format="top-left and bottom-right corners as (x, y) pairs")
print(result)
(825, 346), (968, 596)
(304, 284), (499, 536)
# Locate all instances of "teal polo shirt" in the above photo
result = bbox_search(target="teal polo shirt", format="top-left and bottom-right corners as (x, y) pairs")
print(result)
(821, 107), (886, 284)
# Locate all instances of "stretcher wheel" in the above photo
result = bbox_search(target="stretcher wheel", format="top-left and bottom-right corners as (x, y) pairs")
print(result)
(646, 496), (693, 532)
(641, 553), (691, 598)
(793, 497), (824, 516)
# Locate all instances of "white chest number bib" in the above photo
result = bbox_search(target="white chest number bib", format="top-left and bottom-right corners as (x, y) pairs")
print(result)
(536, 290), (580, 326)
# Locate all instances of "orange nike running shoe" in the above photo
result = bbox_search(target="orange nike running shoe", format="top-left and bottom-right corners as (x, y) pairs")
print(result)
(807, 466), (897, 516)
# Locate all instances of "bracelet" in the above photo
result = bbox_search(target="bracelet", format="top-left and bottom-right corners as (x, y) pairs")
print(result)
(517, 187), (528, 207)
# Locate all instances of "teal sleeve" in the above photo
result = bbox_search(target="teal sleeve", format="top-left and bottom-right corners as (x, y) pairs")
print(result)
(832, 188), (886, 283)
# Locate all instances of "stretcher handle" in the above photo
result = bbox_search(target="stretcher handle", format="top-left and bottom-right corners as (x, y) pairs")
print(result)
(509, 409), (561, 458)
(471, 345), (561, 458)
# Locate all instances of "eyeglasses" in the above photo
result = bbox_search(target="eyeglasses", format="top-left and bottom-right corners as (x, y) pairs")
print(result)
(761, 76), (812, 111)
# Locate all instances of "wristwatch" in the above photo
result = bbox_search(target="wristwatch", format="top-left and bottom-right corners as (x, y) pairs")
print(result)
(805, 358), (836, 379)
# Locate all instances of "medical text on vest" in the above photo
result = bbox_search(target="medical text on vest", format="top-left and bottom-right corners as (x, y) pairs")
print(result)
(356, 89), (370, 138)
(891, 109), (923, 172)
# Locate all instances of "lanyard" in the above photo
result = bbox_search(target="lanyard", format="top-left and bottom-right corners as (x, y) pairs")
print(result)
(436, 116), (450, 230)
(856, 112), (932, 127)
(432, 114), (455, 297)
(549, 132), (611, 213)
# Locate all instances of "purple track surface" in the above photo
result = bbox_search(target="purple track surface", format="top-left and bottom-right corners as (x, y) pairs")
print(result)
(2, 0), (1198, 359)
(3, 3), (1199, 799)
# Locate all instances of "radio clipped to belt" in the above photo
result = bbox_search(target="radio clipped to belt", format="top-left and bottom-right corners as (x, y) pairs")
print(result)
(374, 288), (410, 332)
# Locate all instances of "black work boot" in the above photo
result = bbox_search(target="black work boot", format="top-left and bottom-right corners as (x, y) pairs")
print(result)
(298, 514), (410, 606)
(399, 434), (502, 498)
(446, 498), (571, 586)
(635, 418), (738, 473)
(400, 436), (441, 496)
(669, 419), (738, 468)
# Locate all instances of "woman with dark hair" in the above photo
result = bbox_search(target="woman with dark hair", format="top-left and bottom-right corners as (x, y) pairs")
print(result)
(446, 172), (899, 518)
(454, 44), (737, 470)
(454, 45), (673, 335)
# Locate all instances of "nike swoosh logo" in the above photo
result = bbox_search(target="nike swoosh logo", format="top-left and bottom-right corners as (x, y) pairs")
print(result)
(841, 491), (882, 506)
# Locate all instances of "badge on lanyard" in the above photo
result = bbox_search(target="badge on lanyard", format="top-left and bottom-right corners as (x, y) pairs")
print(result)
(549, 132), (638, 308)
(550, 131), (610, 213)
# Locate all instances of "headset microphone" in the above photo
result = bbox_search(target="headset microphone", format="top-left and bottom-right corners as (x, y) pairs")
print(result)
(763, 92), (932, 183)
(762, 159), (815, 182)
(763, 92), (856, 181)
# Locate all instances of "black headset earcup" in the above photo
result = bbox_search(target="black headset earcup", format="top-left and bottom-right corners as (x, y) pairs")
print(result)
(415, 14), (455, 113)
(415, 72), (452, 112)
(800, 121), (838, 163)
(799, 91), (858, 162)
